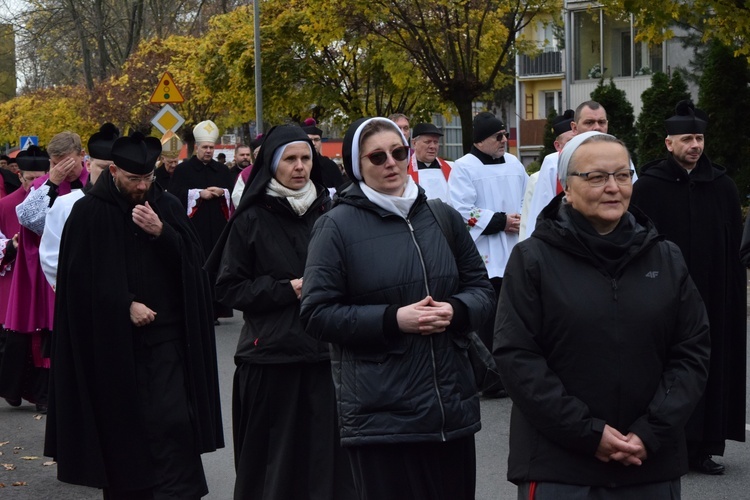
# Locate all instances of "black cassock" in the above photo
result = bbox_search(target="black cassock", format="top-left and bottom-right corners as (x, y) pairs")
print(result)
(44, 173), (223, 494)
(169, 155), (234, 318)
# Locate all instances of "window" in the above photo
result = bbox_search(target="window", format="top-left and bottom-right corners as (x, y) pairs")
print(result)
(572, 9), (663, 81)
(543, 91), (563, 118)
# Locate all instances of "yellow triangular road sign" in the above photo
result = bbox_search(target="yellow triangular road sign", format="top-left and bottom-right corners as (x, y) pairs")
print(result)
(149, 72), (185, 104)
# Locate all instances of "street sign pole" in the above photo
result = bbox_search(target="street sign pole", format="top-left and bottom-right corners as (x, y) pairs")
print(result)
(253, 0), (263, 135)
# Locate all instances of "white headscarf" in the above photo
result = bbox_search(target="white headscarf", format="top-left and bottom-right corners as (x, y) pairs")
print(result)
(348, 118), (417, 218)
(557, 131), (612, 190)
(265, 141), (317, 216)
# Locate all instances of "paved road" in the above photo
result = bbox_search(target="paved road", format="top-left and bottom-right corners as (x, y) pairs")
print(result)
(1, 311), (748, 499)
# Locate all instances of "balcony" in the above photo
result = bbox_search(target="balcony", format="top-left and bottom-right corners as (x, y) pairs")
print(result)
(518, 50), (562, 77)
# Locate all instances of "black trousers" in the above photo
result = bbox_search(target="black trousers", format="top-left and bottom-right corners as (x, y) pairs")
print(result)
(346, 436), (477, 500)
(0, 330), (48, 405)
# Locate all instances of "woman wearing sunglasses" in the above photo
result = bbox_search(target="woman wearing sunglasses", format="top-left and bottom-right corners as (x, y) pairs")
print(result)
(300, 117), (494, 499)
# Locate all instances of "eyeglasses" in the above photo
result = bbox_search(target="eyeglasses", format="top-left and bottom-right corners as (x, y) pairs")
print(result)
(580, 119), (608, 127)
(125, 174), (156, 184)
(361, 145), (410, 166)
(494, 132), (510, 141)
(568, 169), (634, 187)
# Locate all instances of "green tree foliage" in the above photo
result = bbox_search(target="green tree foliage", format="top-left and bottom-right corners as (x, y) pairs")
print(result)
(698, 40), (750, 199)
(635, 71), (690, 165)
(590, 79), (637, 165)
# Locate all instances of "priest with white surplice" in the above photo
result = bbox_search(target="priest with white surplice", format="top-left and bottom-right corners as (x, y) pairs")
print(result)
(448, 111), (527, 398)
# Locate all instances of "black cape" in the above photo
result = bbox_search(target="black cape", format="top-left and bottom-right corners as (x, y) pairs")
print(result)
(44, 172), (224, 489)
(631, 153), (746, 450)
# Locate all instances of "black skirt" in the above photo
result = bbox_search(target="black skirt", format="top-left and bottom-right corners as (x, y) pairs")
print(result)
(232, 361), (355, 500)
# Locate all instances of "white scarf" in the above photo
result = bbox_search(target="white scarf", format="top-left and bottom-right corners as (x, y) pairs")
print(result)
(265, 178), (317, 216)
(359, 176), (419, 218)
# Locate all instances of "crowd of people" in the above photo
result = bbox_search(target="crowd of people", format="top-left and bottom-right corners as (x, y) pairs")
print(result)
(0, 100), (745, 499)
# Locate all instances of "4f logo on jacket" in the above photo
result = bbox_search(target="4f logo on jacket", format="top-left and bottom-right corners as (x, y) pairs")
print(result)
(645, 271), (659, 278)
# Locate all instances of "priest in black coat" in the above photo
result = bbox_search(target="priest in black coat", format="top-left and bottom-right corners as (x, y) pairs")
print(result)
(631, 101), (746, 476)
(169, 119), (234, 320)
(45, 132), (224, 498)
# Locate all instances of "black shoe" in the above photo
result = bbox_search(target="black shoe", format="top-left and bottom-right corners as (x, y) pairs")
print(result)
(214, 319), (220, 326)
(689, 455), (725, 475)
(35, 403), (48, 414)
(4, 397), (22, 407)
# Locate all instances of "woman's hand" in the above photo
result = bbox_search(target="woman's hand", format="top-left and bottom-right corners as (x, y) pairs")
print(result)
(290, 278), (303, 300)
(595, 424), (646, 466)
(397, 296), (453, 335)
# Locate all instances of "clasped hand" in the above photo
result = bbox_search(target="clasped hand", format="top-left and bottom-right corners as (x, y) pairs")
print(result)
(200, 187), (225, 200)
(130, 301), (156, 327)
(132, 202), (163, 237)
(397, 296), (453, 335)
(595, 424), (648, 466)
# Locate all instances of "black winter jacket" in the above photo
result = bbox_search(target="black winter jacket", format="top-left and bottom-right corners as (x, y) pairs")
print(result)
(495, 197), (711, 487)
(300, 182), (494, 446)
(214, 188), (332, 364)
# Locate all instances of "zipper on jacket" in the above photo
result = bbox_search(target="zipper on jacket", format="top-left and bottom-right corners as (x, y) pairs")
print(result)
(406, 218), (431, 296)
(611, 279), (618, 300)
(405, 216), (447, 440)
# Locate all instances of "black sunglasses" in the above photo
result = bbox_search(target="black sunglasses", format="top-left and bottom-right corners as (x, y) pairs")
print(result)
(361, 145), (410, 166)
(494, 132), (510, 141)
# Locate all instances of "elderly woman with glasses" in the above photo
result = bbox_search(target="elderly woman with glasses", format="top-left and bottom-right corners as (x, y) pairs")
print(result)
(494, 131), (711, 499)
(300, 117), (494, 500)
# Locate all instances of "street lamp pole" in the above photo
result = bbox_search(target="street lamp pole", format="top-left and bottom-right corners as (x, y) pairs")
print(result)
(253, 0), (263, 135)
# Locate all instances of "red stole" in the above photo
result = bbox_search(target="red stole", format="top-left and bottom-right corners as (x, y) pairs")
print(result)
(408, 156), (452, 183)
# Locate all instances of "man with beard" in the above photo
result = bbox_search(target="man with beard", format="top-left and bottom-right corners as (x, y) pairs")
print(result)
(169, 120), (234, 322)
(154, 130), (183, 192)
(631, 100), (746, 475)
(45, 131), (223, 499)
(228, 144), (252, 186)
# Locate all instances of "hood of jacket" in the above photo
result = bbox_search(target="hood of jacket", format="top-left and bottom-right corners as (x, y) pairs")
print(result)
(533, 192), (662, 274)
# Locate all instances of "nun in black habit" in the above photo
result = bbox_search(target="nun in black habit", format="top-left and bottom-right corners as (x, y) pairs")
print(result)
(206, 125), (355, 500)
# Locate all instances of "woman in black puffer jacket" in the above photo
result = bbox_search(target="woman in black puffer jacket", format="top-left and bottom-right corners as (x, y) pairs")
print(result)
(495, 132), (711, 499)
(300, 117), (494, 500)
